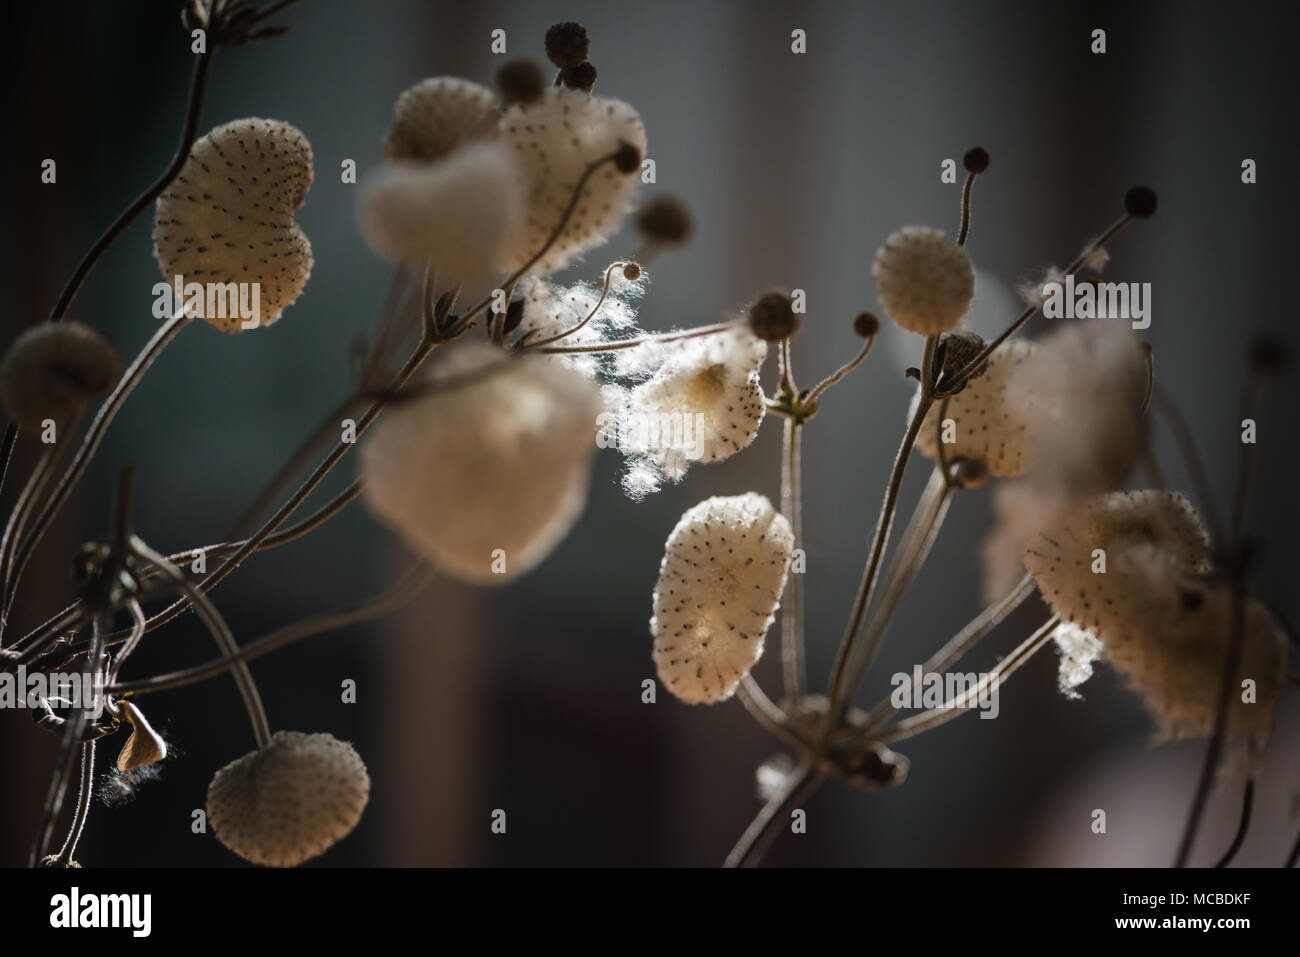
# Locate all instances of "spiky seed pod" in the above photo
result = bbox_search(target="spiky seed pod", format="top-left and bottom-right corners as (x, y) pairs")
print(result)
(651, 493), (794, 704)
(383, 77), (501, 164)
(358, 142), (523, 283)
(496, 88), (647, 275)
(360, 345), (602, 583)
(207, 731), (369, 868)
(0, 322), (121, 430)
(1023, 490), (1210, 638)
(115, 700), (167, 772)
(913, 339), (1036, 482)
(153, 118), (314, 331)
(872, 226), (975, 334)
(615, 326), (768, 498)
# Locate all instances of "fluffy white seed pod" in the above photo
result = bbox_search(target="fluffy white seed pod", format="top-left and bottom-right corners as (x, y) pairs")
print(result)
(914, 339), (1036, 480)
(872, 226), (975, 334)
(1099, 550), (1283, 755)
(360, 344), (602, 583)
(207, 731), (369, 867)
(1024, 490), (1210, 638)
(153, 118), (314, 331)
(1007, 319), (1148, 499)
(358, 142), (523, 283)
(514, 274), (641, 379)
(384, 77), (501, 164)
(651, 493), (794, 704)
(0, 322), (121, 430)
(497, 88), (647, 275)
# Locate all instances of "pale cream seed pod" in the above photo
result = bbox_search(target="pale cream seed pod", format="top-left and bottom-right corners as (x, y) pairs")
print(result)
(384, 77), (501, 164)
(872, 226), (975, 334)
(651, 493), (794, 704)
(360, 344), (603, 583)
(153, 118), (314, 331)
(206, 731), (369, 868)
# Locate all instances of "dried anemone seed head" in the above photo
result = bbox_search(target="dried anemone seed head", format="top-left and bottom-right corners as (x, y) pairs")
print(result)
(496, 88), (647, 275)
(383, 77), (501, 164)
(651, 493), (794, 704)
(358, 141), (523, 283)
(872, 226), (975, 335)
(115, 700), (167, 773)
(913, 339), (1037, 483)
(206, 731), (369, 868)
(0, 322), (121, 430)
(1101, 553), (1283, 754)
(614, 325), (768, 498)
(1024, 490), (1210, 639)
(360, 344), (603, 583)
(153, 118), (314, 331)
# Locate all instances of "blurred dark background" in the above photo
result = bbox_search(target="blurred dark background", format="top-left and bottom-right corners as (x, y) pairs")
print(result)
(1, 0), (1297, 866)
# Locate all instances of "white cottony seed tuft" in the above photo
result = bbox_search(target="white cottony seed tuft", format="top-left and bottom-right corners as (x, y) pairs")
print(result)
(206, 731), (369, 867)
(651, 493), (794, 704)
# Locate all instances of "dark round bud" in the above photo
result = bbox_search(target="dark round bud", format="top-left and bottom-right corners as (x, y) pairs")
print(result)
(0, 322), (121, 430)
(1250, 335), (1289, 375)
(622, 261), (643, 282)
(963, 147), (989, 174)
(545, 22), (590, 69)
(496, 59), (545, 107)
(934, 329), (988, 391)
(748, 291), (800, 341)
(612, 140), (641, 175)
(1124, 186), (1158, 219)
(635, 197), (692, 245)
(559, 61), (598, 93)
(853, 312), (880, 338)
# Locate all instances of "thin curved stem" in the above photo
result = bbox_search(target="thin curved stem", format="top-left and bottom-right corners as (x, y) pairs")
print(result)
(517, 261), (626, 350)
(130, 539), (270, 749)
(956, 169), (977, 247)
(843, 465), (953, 698)
(54, 741), (95, 867)
(108, 561), (433, 698)
(862, 572), (1037, 733)
(723, 758), (823, 868)
(805, 334), (876, 405)
(7, 312), (193, 622)
(824, 386), (935, 728)
(735, 675), (804, 751)
(107, 599), (147, 685)
(1213, 778), (1254, 869)
(0, 444), (57, 630)
(20, 480), (363, 659)
(779, 417), (804, 702)
(877, 615), (1059, 745)
(535, 320), (737, 356)
(938, 214), (1136, 396)
(31, 613), (105, 867)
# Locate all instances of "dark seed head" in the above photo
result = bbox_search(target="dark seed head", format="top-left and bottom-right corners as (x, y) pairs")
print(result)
(963, 146), (989, 174)
(545, 22), (590, 69)
(612, 140), (641, 175)
(496, 59), (545, 107)
(853, 311), (880, 339)
(748, 291), (800, 341)
(0, 322), (121, 430)
(559, 61), (598, 93)
(636, 197), (693, 245)
(1124, 186), (1158, 218)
